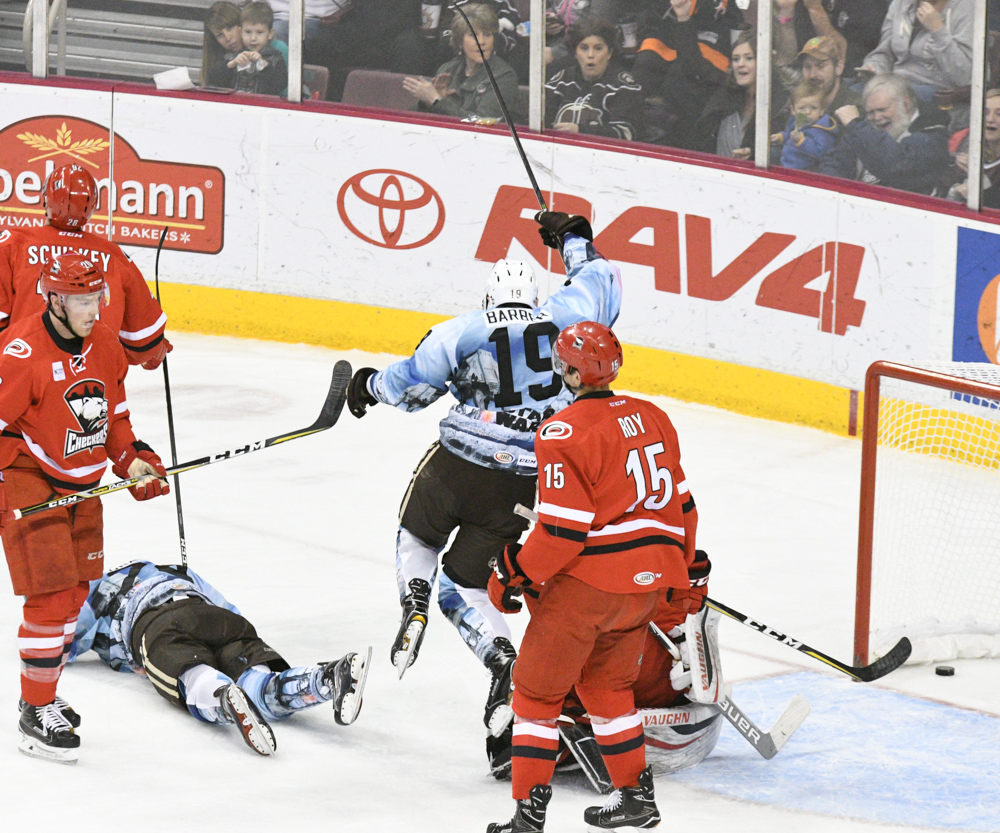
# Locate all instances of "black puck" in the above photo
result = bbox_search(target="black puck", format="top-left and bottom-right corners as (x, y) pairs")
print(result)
(935, 665), (955, 676)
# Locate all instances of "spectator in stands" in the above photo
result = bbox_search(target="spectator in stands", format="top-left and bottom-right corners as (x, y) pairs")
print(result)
(403, 4), (518, 122)
(821, 73), (951, 194)
(857, 0), (973, 100)
(202, 1), (243, 87)
(795, 36), (861, 124)
(947, 89), (1000, 207)
(773, 0), (889, 76)
(216, 2), (288, 96)
(415, 0), (528, 83)
(691, 32), (786, 159)
(771, 79), (840, 170)
(543, 0), (639, 69)
(632, 0), (734, 148)
(545, 17), (643, 141)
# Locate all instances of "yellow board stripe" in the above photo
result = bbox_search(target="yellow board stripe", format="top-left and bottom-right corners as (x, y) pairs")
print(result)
(152, 281), (857, 437)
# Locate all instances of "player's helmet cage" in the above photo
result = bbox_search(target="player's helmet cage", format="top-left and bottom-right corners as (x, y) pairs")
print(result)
(44, 164), (98, 231)
(553, 321), (623, 387)
(40, 252), (107, 307)
(484, 259), (538, 310)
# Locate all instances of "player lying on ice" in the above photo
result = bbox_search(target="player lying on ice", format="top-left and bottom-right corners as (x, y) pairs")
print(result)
(68, 561), (371, 756)
(485, 319), (724, 832)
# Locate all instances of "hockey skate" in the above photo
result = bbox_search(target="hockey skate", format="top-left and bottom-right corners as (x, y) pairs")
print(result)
(219, 683), (277, 756)
(583, 766), (660, 830)
(487, 784), (552, 833)
(391, 578), (431, 679)
(484, 636), (517, 737)
(18, 701), (80, 765)
(487, 723), (512, 781)
(19, 695), (80, 728)
(322, 646), (372, 726)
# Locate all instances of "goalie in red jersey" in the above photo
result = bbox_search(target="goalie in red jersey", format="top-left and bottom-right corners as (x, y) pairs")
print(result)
(0, 252), (170, 765)
(0, 163), (171, 370)
(487, 320), (722, 833)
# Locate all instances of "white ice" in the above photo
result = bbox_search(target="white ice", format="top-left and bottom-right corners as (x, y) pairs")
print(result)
(0, 333), (997, 832)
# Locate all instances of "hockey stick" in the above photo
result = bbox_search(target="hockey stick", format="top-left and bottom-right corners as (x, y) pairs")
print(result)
(453, 5), (547, 211)
(154, 226), (188, 567)
(647, 623), (809, 760)
(511, 503), (911, 682)
(703, 597), (911, 683)
(12, 361), (352, 519)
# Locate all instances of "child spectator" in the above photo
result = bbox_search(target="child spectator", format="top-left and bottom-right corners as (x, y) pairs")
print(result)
(772, 79), (839, 170)
(229, 2), (288, 96)
(202, 1), (243, 88)
(947, 88), (1000, 207)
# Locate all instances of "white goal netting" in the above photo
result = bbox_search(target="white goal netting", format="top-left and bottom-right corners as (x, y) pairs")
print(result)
(868, 362), (1000, 664)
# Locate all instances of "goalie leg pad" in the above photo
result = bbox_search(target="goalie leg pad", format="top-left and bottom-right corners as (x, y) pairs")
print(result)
(639, 703), (722, 773)
(684, 607), (724, 704)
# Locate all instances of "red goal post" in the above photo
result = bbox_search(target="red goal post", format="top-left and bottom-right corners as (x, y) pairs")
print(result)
(855, 361), (1000, 667)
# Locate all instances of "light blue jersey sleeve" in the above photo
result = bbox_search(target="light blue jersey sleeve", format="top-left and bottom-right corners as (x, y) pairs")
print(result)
(542, 234), (622, 330)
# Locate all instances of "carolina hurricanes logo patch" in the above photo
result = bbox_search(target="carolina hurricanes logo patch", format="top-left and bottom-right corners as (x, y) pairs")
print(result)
(63, 378), (109, 456)
(0, 230), (10, 244)
(3, 339), (31, 358)
(539, 421), (573, 440)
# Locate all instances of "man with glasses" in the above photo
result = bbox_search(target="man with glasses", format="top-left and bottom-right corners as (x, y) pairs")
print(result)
(0, 252), (169, 764)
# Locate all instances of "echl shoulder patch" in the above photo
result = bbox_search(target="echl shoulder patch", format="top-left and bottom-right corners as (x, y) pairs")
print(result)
(539, 420), (573, 440)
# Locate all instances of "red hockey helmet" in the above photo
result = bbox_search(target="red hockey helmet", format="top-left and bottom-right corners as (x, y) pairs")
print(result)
(553, 321), (623, 387)
(40, 252), (107, 304)
(44, 164), (98, 230)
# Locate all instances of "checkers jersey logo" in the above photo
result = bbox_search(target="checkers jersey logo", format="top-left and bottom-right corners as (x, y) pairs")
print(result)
(63, 378), (108, 456)
(337, 169), (445, 249)
(0, 116), (225, 254)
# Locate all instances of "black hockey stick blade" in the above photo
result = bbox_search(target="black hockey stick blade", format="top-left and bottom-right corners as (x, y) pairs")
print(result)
(12, 361), (352, 519)
(705, 597), (911, 682)
(557, 722), (613, 794)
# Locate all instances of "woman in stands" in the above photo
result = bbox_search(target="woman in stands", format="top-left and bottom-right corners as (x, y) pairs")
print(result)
(202, 2), (243, 88)
(544, 17), (643, 141)
(948, 88), (1000, 208)
(691, 32), (788, 160)
(402, 3), (518, 123)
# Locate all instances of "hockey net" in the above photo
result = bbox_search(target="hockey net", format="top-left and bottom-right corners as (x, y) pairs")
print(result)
(855, 361), (1000, 666)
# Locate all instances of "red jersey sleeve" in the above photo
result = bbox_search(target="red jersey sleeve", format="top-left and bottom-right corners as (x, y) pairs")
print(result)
(0, 230), (23, 333)
(0, 338), (37, 433)
(115, 252), (167, 362)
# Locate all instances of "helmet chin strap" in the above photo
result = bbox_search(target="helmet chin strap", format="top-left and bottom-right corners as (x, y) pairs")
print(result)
(48, 295), (86, 340)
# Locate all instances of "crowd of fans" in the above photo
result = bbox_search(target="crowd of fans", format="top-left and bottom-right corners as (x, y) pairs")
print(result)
(200, 0), (998, 204)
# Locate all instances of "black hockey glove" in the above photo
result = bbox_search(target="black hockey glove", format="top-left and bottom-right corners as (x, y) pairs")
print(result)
(347, 367), (379, 419)
(534, 210), (594, 250)
(489, 543), (538, 613)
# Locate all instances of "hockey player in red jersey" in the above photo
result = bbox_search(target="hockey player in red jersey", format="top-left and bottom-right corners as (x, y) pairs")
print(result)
(487, 321), (703, 832)
(0, 164), (172, 369)
(0, 252), (170, 764)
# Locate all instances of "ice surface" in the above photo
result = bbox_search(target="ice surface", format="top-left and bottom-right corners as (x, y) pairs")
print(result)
(0, 333), (996, 832)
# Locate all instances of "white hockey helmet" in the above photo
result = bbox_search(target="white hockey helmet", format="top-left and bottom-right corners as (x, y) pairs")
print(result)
(484, 259), (537, 310)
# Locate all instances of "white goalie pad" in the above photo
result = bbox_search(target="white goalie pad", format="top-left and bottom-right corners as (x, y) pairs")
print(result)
(684, 606), (724, 704)
(640, 703), (723, 774)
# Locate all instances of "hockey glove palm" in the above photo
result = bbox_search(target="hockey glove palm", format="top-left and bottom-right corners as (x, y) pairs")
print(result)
(112, 441), (170, 501)
(488, 543), (536, 614)
(534, 211), (594, 250)
(124, 337), (173, 370)
(347, 367), (379, 419)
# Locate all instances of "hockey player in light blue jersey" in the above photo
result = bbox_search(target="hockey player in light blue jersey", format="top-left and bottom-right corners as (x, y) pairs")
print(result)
(346, 210), (621, 777)
(69, 561), (371, 756)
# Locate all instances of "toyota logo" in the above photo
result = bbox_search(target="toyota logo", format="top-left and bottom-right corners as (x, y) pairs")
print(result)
(337, 169), (445, 249)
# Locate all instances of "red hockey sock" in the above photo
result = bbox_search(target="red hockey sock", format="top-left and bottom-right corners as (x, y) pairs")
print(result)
(511, 719), (560, 799)
(19, 583), (89, 706)
(592, 711), (647, 789)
